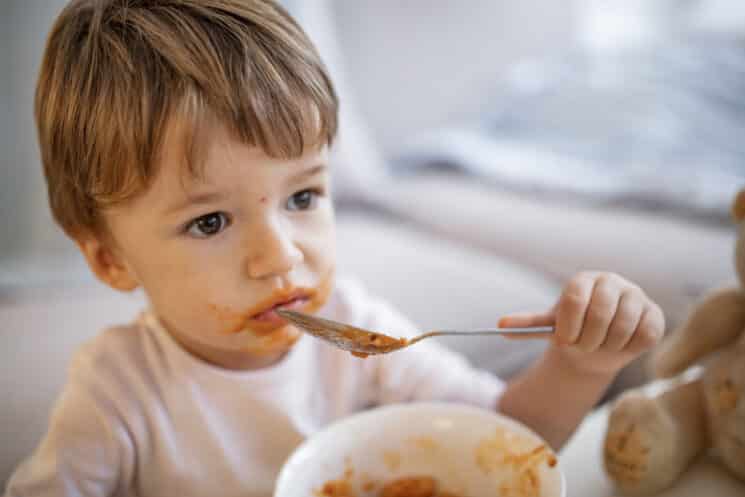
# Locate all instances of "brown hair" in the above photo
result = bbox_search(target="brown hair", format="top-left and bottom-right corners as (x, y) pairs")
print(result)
(35, 0), (338, 237)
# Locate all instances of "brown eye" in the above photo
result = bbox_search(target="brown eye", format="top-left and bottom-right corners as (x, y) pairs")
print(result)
(186, 212), (229, 238)
(286, 189), (318, 211)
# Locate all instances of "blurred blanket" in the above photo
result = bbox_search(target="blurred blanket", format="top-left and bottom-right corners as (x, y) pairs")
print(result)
(395, 35), (745, 224)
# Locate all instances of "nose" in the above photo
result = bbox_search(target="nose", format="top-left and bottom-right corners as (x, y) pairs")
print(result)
(245, 218), (303, 279)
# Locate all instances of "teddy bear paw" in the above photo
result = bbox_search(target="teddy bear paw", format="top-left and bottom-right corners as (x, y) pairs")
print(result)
(603, 392), (680, 495)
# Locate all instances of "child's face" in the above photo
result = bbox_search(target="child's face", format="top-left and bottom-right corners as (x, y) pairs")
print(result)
(100, 122), (336, 369)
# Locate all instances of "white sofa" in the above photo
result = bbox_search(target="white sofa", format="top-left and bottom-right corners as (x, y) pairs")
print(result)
(375, 173), (737, 330)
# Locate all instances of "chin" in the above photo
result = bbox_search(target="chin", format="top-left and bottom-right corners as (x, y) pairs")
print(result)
(244, 324), (302, 354)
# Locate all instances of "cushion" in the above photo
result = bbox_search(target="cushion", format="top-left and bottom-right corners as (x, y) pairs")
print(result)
(373, 172), (737, 329)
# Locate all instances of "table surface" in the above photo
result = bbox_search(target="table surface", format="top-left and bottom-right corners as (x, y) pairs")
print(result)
(558, 405), (745, 497)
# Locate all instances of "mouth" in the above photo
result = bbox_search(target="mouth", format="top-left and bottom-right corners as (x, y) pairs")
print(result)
(252, 296), (310, 322)
(240, 289), (315, 332)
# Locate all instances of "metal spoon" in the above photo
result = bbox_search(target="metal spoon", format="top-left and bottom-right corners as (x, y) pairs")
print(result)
(276, 309), (554, 357)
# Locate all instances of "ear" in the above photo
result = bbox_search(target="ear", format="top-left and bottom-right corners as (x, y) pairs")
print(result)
(76, 236), (140, 292)
(732, 189), (745, 222)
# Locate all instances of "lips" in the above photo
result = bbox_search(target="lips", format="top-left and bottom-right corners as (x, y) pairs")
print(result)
(216, 274), (334, 336)
(251, 295), (310, 322)
(238, 289), (315, 333)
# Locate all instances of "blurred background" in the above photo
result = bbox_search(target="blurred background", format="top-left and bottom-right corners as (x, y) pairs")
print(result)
(2, 0), (745, 485)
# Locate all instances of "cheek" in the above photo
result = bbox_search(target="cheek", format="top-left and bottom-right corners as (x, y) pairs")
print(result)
(133, 246), (238, 325)
(306, 267), (335, 314)
(206, 303), (253, 334)
(304, 209), (336, 268)
(314, 236), (336, 272)
(136, 251), (198, 296)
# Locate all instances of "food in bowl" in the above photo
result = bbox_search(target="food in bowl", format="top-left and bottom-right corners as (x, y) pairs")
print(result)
(378, 476), (440, 497)
(474, 426), (557, 496)
(315, 475), (461, 497)
(314, 429), (557, 497)
(275, 403), (565, 497)
(315, 479), (354, 497)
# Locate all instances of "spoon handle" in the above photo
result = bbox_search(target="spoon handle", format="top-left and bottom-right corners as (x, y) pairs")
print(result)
(409, 327), (554, 346)
(436, 327), (555, 335)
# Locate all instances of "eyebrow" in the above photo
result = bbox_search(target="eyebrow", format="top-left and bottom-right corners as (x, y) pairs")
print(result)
(163, 165), (326, 215)
(289, 164), (327, 184)
(164, 191), (227, 216)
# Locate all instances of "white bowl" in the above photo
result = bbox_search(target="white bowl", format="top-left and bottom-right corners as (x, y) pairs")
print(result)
(275, 402), (565, 497)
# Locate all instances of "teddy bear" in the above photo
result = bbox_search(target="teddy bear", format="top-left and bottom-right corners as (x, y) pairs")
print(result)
(602, 188), (745, 496)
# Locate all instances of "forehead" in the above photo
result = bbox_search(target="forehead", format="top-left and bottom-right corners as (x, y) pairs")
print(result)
(152, 117), (327, 197)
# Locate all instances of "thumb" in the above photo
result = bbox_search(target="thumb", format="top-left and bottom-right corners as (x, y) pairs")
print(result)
(498, 310), (555, 328)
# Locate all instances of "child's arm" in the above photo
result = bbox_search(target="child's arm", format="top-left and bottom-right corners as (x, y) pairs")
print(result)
(496, 272), (665, 451)
(4, 382), (126, 497)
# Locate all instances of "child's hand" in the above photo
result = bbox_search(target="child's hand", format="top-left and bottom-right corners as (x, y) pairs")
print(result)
(499, 272), (665, 376)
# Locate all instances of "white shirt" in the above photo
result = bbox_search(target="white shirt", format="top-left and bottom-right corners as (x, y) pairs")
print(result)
(5, 278), (504, 497)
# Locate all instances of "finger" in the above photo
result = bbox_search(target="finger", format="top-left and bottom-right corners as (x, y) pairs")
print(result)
(498, 311), (555, 341)
(498, 311), (555, 328)
(555, 274), (595, 345)
(624, 304), (666, 354)
(603, 290), (644, 351)
(577, 276), (621, 352)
